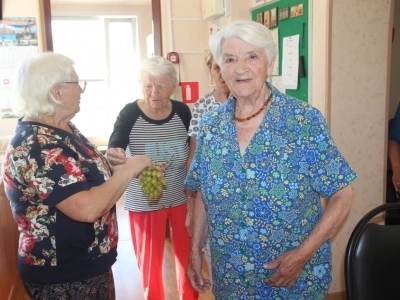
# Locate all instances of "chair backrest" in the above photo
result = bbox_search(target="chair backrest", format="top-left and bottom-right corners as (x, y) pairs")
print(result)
(345, 203), (400, 300)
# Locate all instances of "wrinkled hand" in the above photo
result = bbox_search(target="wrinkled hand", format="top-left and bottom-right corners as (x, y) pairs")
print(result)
(187, 250), (211, 293)
(105, 147), (127, 166)
(114, 154), (153, 179)
(263, 248), (308, 289)
(392, 166), (400, 192)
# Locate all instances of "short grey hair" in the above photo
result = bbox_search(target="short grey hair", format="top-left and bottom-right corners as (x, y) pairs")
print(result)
(13, 52), (75, 119)
(209, 20), (277, 67)
(138, 56), (178, 89)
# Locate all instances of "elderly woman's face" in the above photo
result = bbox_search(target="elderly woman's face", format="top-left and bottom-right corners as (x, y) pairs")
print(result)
(220, 37), (270, 100)
(210, 59), (229, 94)
(142, 73), (175, 109)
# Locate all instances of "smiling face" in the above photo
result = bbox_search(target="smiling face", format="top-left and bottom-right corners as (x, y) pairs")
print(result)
(142, 73), (175, 109)
(220, 37), (273, 101)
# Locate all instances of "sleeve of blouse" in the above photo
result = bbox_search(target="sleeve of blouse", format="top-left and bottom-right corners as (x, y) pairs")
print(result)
(188, 97), (205, 139)
(108, 103), (137, 149)
(26, 137), (90, 208)
(184, 115), (208, 191)
(305, 108), (357, 198)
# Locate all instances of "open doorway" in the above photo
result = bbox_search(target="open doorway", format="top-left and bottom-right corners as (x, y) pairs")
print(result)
(51, 17), (142, 137)
(42, 0), (161, 141)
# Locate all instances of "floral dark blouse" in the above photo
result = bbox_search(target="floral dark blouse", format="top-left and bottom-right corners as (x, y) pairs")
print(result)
(185, 83), (357, 299)
(2, 121), (117, 284)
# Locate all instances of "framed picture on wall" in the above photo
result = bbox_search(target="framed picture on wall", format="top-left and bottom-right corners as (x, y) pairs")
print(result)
(279, 6), (289, 20)
(263, 10), (271, 28)
(291, 4), (303, 18)
(270, 7), (277, 28)
(256, 12), (264, 24)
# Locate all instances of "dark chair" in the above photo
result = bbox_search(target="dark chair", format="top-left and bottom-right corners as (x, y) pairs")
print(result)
(345, 203), (400, 300)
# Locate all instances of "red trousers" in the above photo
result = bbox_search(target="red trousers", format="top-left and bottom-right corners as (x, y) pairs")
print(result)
(128, 204), (198, 300)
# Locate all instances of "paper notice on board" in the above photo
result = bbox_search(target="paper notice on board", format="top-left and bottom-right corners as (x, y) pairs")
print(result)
(270, 28), (279, 76)
(270, 76), (286, 94)
(282, 35), (299, 89)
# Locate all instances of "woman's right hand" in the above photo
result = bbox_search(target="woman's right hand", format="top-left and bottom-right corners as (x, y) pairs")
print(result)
(187, 250), (211, 293)
(119, 154), (154, 179)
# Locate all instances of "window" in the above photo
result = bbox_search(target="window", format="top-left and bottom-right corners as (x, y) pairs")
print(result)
(52, 17), (142, 139)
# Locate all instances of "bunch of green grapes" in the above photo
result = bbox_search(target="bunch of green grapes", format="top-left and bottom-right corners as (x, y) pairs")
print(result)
(140, 164), (166, 200)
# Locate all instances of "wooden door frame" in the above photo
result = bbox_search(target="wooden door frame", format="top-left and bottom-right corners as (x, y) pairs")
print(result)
(41, 0), (162, 55)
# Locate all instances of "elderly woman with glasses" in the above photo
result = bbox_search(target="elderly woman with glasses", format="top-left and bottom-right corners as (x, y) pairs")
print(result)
(1, 52), (154, 299)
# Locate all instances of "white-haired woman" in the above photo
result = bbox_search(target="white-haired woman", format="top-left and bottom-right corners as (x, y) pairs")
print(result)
(106, 56), (198, 300)
(1, 52), (153, 299)
(185, 20), (357, 299)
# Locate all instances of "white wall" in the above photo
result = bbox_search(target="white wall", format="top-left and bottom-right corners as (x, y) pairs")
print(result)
(329, 0), (393, 292)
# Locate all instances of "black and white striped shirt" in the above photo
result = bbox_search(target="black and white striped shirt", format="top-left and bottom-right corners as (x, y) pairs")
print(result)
(108, 100), (191, 212)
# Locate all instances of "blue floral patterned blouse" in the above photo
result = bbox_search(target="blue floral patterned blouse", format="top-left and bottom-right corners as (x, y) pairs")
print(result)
(185, 83), (357, 299)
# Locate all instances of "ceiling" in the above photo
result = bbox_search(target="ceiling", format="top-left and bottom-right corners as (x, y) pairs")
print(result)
(51, 0), (151, 5)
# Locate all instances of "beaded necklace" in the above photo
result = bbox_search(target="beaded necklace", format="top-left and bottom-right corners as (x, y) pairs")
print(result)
(234, 92), (272, 122)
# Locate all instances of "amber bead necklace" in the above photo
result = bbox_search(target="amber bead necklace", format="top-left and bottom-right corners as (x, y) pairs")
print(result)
(234, 91), (273, 122)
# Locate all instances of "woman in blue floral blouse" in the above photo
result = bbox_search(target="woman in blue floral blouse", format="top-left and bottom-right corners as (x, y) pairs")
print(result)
(1, 53), (153, 299)
(185, 20), (357, 299)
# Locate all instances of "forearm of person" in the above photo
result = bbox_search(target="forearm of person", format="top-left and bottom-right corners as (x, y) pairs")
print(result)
(191, 192), (209, 252)
(296, 184), (354, 261)
(57, 156), (151, 223)
(388, 140), (400, 169)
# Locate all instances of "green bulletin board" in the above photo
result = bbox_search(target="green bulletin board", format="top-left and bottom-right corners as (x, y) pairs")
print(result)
(251, 0), (309, 102)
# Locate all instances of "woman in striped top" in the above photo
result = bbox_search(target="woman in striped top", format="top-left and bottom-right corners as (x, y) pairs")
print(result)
(106, 56), (198, 300)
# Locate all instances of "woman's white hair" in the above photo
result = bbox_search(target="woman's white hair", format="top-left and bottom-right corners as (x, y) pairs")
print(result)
(209, 20), (278, 68)
(13, 52), (75, 119)
(138, 56), (178, 89)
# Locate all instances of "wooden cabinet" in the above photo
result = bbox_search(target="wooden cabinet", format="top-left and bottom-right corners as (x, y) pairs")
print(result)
(0, 181), (29, 300)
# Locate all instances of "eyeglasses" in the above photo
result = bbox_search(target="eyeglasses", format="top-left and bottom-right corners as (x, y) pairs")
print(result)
(143, 84), (170, 92)
(60, 80), (87, 93)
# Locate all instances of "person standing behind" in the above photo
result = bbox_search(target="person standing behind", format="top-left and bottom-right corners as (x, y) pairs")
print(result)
(388, 105), (400, 191)
(1, 52), (153, 299)
(106, 56), (198, 300)
(185, 20), (357, 299)
(186, 49), (230, 283)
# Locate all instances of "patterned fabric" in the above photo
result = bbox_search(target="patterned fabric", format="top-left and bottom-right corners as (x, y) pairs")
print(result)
(185, 82), (357, 299)
(2, 121), (117, 284)
(188, 91), (221, 282)
(188, 91), (221, 138)
(23, 268), (115, 300)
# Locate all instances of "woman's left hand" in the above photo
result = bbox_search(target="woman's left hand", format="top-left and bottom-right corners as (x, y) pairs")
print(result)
(263, 248), (308, 289)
